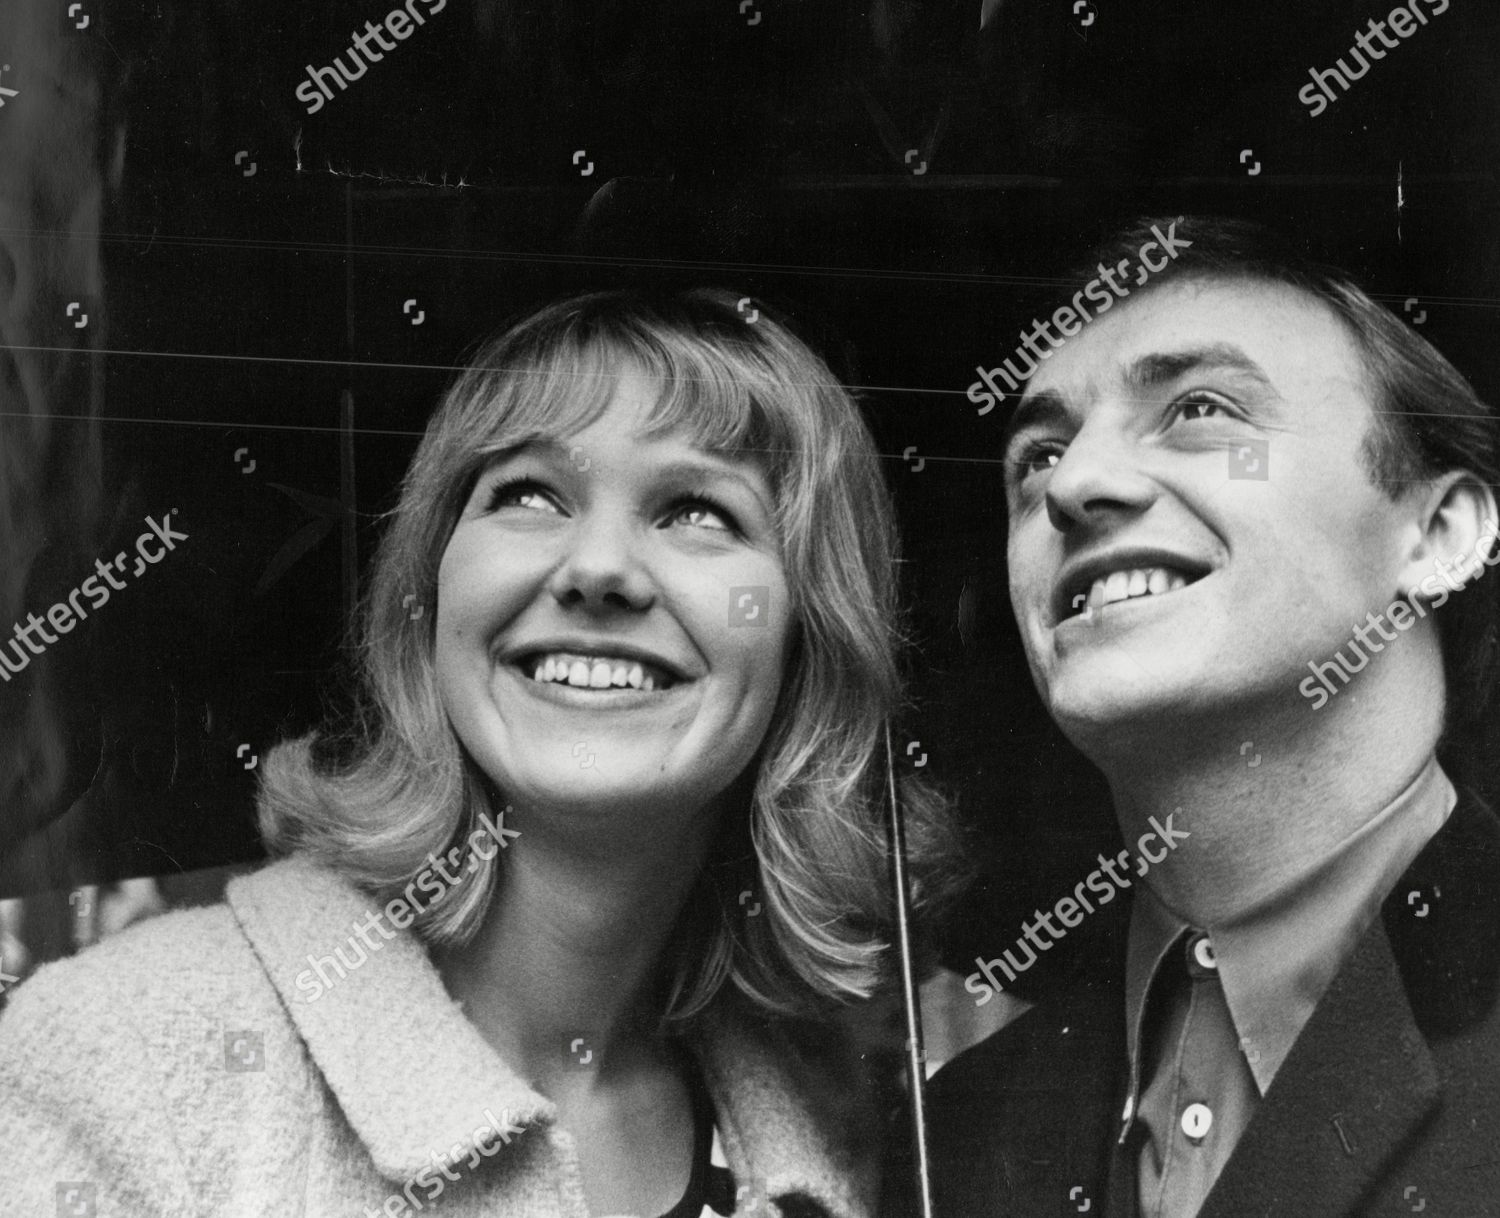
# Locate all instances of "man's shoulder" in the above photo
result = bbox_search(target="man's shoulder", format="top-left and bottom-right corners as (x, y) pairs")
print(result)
(1384, 783), (1500, 1041)
(892, 975), (1128, 1218)
(928, 965), (1126, 1126)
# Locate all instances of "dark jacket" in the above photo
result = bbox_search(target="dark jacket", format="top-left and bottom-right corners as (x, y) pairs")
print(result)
(886, 790), (1500, 1217)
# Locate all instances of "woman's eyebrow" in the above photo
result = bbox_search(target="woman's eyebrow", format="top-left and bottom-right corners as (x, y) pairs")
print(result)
(652, 456), (771, 506)
(476, 437), (565, 469)
(474, 445), (773, 511)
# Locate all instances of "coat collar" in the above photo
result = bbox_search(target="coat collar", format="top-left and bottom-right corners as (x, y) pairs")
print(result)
(1190, 786), (1500, 1217)
(225, 855), (867, 1217)
(225, 855), (552, 1184)
(691, 1004), (875, 1218)
(1197, 914), (1441, 1217)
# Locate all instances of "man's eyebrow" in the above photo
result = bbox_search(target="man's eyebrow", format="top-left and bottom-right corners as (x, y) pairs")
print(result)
(999, 344), (1278, 461)
(1125, 343), (1275, 394)
(1001, 389), (1070, 455)
(1000, 343), (1277, 456)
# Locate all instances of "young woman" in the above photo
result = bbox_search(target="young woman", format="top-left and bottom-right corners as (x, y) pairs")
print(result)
(0, 289), (961, 1217)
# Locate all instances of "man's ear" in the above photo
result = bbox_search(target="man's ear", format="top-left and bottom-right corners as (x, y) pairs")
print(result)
(1397, 470), (1500, 598)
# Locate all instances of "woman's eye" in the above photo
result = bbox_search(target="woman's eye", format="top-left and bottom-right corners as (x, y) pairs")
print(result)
(665, 497), (736, 533)
(485, 478), (560, 514)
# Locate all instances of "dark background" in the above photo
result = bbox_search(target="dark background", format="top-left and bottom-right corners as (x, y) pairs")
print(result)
(3, 0), (1498, 992)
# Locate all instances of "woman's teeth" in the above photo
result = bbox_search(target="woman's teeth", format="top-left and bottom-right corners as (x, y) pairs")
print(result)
(528, 653), (671, 691)
(1083, 566), (1190, 612)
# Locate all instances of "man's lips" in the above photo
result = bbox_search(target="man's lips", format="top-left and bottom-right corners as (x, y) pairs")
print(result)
(1051, 549), (1213, 624)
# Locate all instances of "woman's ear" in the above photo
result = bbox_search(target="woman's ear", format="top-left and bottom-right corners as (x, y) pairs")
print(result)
(1398, 469), (1500, 600)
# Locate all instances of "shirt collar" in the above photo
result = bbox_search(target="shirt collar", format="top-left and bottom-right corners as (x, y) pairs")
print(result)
(225, 855), (865, 1216)
(1123, 755), (1455, 1105)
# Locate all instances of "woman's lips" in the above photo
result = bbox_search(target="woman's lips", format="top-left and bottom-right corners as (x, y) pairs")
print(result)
(523, 651), (678, 692)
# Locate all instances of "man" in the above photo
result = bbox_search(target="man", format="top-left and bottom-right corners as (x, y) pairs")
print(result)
(891, 217), (1500, 1216)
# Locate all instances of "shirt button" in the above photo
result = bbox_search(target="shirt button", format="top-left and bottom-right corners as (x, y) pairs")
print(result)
(1191, 935), (1217, 972)
(1181, 1103), (1213, 1142)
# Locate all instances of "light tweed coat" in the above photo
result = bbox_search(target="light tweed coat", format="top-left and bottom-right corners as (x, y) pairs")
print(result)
(0, 857), (876, 1217)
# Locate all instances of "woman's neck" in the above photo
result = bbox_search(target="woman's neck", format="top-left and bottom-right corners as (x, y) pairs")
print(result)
(435, 799), (720, 1100)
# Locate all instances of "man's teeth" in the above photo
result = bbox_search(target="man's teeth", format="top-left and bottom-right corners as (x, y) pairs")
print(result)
(1086, 567), (1190, 610)
(528, 653), (669, 691)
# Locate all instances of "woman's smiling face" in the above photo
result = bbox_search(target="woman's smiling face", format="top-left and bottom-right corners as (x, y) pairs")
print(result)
(434, 371), (793, 818)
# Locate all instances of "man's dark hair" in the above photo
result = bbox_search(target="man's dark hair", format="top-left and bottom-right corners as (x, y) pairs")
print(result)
(1050, 215), (1500, 734)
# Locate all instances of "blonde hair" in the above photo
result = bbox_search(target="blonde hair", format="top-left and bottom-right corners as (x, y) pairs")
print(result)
(257, 288), (964, 1023)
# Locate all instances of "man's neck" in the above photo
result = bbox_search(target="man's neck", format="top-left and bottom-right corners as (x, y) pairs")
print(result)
(1095, 661), (1446, 926)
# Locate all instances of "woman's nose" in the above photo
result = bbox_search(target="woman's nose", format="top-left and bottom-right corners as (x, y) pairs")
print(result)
(547, 510), (656, 613)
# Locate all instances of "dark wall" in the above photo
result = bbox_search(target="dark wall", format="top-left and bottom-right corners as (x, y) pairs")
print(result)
(3, 0), (1498, 989)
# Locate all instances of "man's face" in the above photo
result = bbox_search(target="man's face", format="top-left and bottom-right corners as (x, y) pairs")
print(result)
(1002, 275), (1419, 750)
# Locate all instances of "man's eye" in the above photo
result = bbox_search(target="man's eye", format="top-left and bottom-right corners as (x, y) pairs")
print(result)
(485, 478), (560, 513)
(665, 497), (736, 532)
(1175, 394), (1233, 422)
(1006, 440), (1063, 481)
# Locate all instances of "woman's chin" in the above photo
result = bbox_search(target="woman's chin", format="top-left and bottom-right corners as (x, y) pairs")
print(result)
(481, 757), (718, 820)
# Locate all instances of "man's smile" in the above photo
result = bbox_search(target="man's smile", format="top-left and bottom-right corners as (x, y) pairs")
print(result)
(1052, 547), (1213, 625)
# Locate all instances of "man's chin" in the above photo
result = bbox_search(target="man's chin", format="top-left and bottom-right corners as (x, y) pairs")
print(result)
(1044, 676), (1203, 754)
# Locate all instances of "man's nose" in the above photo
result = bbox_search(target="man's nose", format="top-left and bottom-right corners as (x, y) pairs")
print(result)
(548, 510), (656, 612)
(1043, 418), (1157, 533)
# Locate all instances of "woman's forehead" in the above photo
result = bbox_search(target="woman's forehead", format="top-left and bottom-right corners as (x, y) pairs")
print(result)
(468, 358), (769, 455)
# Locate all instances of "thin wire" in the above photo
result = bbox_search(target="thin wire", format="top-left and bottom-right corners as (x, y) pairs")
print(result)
(4, 215), (1500, 303)
(884, 720), (935, 1218)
